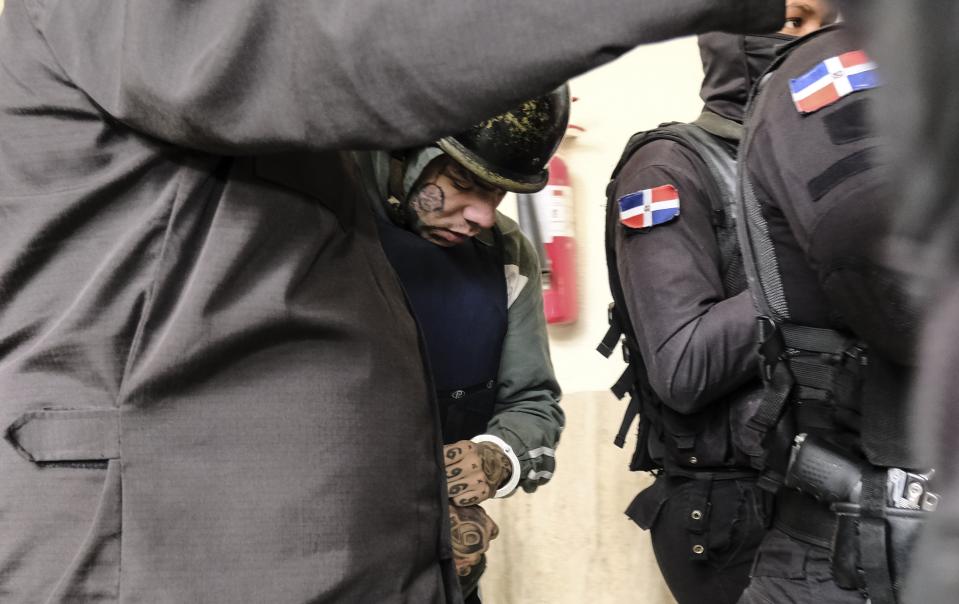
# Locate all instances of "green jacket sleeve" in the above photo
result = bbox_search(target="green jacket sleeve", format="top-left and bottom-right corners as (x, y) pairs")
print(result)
(482, 213), (564, 494)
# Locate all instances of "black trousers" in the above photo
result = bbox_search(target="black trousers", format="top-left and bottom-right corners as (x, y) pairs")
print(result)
(628, 475), (766, 604)
(737, 527), (866, 604)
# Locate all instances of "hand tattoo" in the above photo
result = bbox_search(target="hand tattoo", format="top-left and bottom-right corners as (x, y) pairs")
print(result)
(477, 442), (511, 490)
(449, 504), (498, 576)
(443, 440), (513, 506)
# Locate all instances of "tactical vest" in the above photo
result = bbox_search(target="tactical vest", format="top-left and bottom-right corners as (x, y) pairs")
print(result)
(737, 28), (927, 604)
(376, 216), (508, 444)
(599, 112), (762, 477)
(736, 27), (917, 485)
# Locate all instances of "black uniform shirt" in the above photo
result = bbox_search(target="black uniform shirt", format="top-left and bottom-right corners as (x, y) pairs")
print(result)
(743, 27), (917, 365)
(614, 140), (757, 415)
(742, 26), (920, 467)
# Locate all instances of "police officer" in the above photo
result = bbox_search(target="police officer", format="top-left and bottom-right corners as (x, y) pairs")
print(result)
(354, 89), (567, 603)
(0, 1), (786, 601)
(599, 6), (833, 603)
(735, 23), (926, 604)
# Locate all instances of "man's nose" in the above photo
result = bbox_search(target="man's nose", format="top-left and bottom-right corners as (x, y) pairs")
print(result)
(462, 199), (497, 230)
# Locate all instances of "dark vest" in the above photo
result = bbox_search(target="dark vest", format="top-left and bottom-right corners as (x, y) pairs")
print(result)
(377, 217), (508, 444)
(600, 114), (762, 476)
(736, 27), (915, 482)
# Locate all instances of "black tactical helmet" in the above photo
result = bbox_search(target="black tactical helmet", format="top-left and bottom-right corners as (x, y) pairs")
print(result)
(437, 84), (571, 193)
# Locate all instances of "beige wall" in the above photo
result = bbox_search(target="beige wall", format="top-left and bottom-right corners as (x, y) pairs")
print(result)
(488, 38), (706, 604)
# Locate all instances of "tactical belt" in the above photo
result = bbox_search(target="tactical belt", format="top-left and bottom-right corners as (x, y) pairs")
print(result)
(662, 462), (757, 482)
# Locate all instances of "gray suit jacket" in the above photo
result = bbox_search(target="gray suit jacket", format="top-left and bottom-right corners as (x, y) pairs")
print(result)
(0, 1), (781, 602)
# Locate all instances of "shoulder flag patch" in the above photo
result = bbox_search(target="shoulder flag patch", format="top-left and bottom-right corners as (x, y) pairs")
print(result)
(789, 50), (878, 115)
(618, 185), (680, 230)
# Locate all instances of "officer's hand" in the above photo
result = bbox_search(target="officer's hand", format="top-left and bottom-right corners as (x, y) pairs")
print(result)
(443, 440), (512, 506)
(449, 503), (498, 576)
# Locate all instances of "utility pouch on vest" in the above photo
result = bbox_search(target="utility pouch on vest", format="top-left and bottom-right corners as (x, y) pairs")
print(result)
(659, 402), (748, 470)
(627, 394), (660, 473)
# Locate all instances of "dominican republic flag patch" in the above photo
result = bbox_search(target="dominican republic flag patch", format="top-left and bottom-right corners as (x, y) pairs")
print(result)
(789, 50), (878, 114)
(618, 185), (680, 230)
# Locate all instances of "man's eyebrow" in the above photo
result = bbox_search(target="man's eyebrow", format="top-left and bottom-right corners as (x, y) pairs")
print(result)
(475, 178), (502, 194)
(475, 175), (506, 195)
(786, 1), (814, 13)
(445, 164), (502, 193)
(443, 162), (471, 181)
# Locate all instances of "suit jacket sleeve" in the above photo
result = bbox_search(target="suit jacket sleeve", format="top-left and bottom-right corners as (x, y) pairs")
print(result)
(27, 0), (783, 153)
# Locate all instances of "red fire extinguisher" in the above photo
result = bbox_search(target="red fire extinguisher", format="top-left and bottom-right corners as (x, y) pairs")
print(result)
(517, 153), (579, 325)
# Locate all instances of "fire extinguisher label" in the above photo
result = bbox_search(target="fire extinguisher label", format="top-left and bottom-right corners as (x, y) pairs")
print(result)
(536, 185), (574, 241)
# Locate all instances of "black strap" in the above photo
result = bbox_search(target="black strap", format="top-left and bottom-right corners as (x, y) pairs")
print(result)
(859, 469), (896, 604)
(614, 392), (641, 450)
(789, 358), (841, 390)
(692, 110), (743, 142)
(611, 365), (635, 401)
(597, 303), (622, 359)
(686, 477), (713, 561)
(663, 466), (756, 481)
(745, 319), (794, 468)
(780, 323), (853, 354)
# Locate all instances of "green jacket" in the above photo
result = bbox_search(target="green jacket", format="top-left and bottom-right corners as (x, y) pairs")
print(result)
(475, 213), (564, 493)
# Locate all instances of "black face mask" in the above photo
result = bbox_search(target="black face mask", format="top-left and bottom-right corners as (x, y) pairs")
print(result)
(698, 32), (797, 123)
(743, 32), (796, 82)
